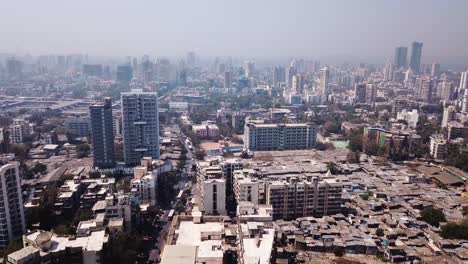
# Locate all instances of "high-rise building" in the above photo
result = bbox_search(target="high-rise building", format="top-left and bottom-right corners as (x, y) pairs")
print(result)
(438, 81), (454, 101)
(462, 89), (468, 114)
(320, 67), (330, 103)
(459, 71), (468, 101)
(244, 122), (317, 151)
(156, 58), (171, 82)
(273, 66), (285, 88)
(365, 84), (377, 106)
(394, 46), (408, 68)
(409, 42), (423, 73)
(415, 76), (434, 103)
(430, 62), (440, 77)
(83, 64), (103, 77)
(441, 105), (457, 128)
(383, 63), (394, 81)
(116, 65), (133, 82)
(287, 66), (297, 88)
(224, 71), (232, 89)
(0, 128), (10, 154)
(121, 89), (160, 166)
(6, 58), (22, 79)
(460, 71), (468, 90)
(0, 161), (26, 249)
(354, 83), (366, 103)
(186, 51), (196, 67)
(292, 74), (304, 94)
(244, 61), (254, 78)
(90, 98), (115, 169)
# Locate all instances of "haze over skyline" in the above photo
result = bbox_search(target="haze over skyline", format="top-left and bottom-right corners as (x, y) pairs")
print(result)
(2, 0), (468, 65)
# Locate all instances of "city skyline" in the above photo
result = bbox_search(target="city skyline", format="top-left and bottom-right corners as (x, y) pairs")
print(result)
(1, 1), (468, 66)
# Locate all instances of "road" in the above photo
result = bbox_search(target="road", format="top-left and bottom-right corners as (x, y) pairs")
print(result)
(149, 122), (195, 263)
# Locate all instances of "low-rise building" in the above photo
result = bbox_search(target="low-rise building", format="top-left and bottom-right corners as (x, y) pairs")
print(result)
(7, 230), (108, 264)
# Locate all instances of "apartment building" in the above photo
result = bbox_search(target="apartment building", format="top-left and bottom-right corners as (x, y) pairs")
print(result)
(265, 176), (343, 220)
(0, 162), (26, 249)
(244, 122), (317, 151)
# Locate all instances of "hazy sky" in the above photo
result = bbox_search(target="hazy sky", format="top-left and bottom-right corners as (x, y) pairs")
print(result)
(1, 0), (468, 63)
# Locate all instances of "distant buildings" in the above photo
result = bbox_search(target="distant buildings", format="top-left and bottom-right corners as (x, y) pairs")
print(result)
(415, 75), (434, 103)
(192, 122), (220, 139)
(116, 64), (133, 82)
(0, 162), (26, 249)
(244, 60), (255, 78)
(90, 98), (115, 169)
(83, 64), (103, 77)
(394, 46), (408, 68)
(8, 119), (34, 144)
(65, 116), (90, 137)
(121, 89), (160, 166)
(409, 42), (423, 73)
(244, 122), (317, 151)
(319, 67), (330, 103)
(396, 109), (419, 128)
(365, 84), (377, 106)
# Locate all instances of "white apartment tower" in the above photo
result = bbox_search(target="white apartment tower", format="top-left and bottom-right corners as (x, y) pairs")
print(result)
(320, 67), (330, 103)
(0, 162), (26, 249)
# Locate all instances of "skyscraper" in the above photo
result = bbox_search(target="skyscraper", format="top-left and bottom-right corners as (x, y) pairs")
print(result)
(383, 63), (394, 82)
(354, 83), (366, 103)
(116, 65), (133, 82)
(462, 89), (468, 114)
(460, 71), (468, 90)
(394, 46), (408, 68)
(415, 76), (433, 103)
(365, 84), (377, 106)
(90, 98), (115, 169)
(292, 74), (304, 94)
(244, 61), (255, 78)
(224, 71), (232, 89)
(320, 67), (330, 103)
(409, 42), (423, 73)
(273, 66), (285, 88)
(121, 90), (160, 166)
(287, 66), (297, 88)
(0, 161), (25, 249)
(430, 62), (440, 77)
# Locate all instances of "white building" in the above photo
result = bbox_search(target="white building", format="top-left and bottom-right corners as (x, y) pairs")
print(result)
(0, 162), (26, 249)
(169, 102), (189, 112)
(8, 119), (33, 144)
(201, 179), (226, 215)
(8, 230), (108, 264)
(441, 105), (457, 128)
(239, 222), (274, 264)
(131, 166), (157, 206)
(430, 135), (447, 160)
(396, 109), (419, 128)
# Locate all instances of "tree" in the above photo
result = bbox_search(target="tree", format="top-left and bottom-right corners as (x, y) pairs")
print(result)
(421, 208), (446, 227)
(31, 163), (47, 174)
(103, 233), (144, 264)
(348, 130), (363, 152)
(376, 228), (384, 237)
(10, 144), (29, 160)
(333, 247), (345, 257)
(76, 144), (90, 158)
(194, 149), (206, 160)
(89, 171), (101, 179)
(440, 219), (468, 239)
